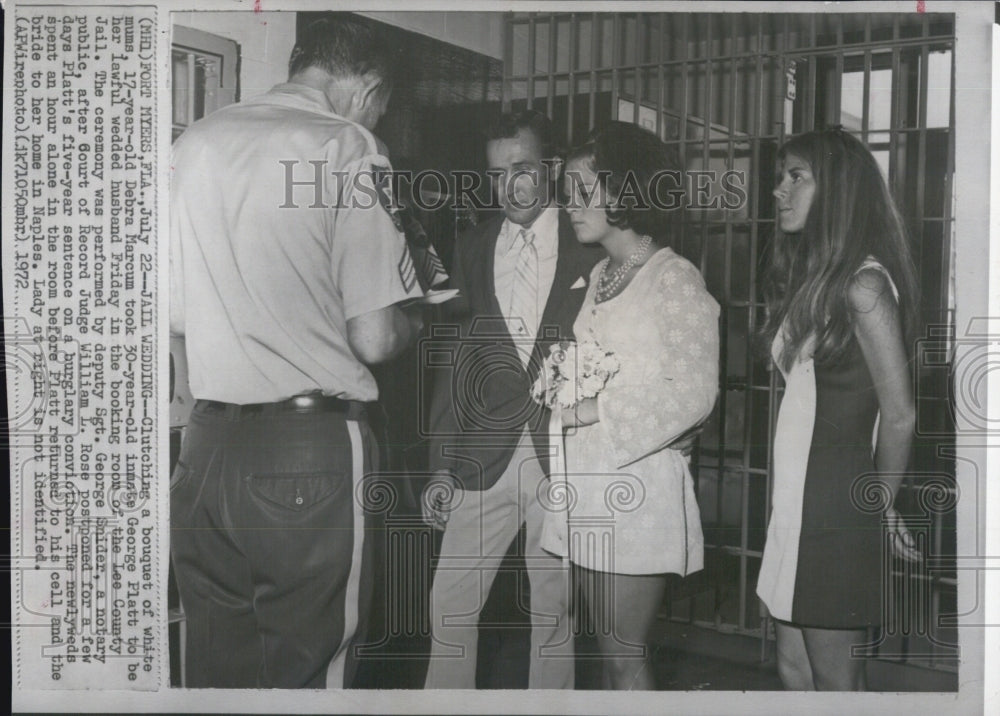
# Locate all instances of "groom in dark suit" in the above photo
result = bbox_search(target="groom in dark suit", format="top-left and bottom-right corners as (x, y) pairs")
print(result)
(421, 110), (600, 689)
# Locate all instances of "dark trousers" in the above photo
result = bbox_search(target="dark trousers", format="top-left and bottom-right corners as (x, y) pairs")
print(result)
(170, 402), (379, 688)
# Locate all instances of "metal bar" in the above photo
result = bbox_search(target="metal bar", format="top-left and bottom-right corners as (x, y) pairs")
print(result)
(916, 43), (929, 248)
(709, 542), (765, 560)
(722, 22), (737, 607)
(725, 18), (736, 301)
(547, 15), (556, 118)
(527, 16), (536, 110)
(502, 15), (515, 112)
(698, 16), (727, 623)
(889, 42), (901, 196)
(833, 17), (844, 126)
(700, 12), (713, 273)
(739, 463), (750, 631)
(589, 13), (598, 129)
(805, 56), (816, 132)
(699, 459), (772, 477)
(500, 25), (959, 75)
(941, 43), (956, 353)
(627, 122), (913, 138)
(862, 50), (872, 142)
(752, 14), (764, 153)
(679, 14), (690, 166)
(736, 14), (763, 637)
(185, 53), (195, 126)
(727, 16), (738, 164)
(656, 13), (664, 139)
(709, 15), (736, 138)
(778, 14), (789, 142)
(804, 15), (817, 130)
(633, 13), (641, 125)
(567, 13), (577, 145)
(611, 15), (620, 120)
(776, 34), (956, 57)
(862, 15), (873, 141)
(907, 45), (932, 314)
(714, 400), (725, 565)
(930, 507), (943, 667)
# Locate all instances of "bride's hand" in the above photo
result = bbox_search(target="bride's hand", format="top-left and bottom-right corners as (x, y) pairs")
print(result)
(666, 420), (707, 457)
(562, 398), (599, 428)
(886, 506), (921, 562)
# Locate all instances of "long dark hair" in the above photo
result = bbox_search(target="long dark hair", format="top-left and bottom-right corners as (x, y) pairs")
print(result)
(760, 129), (917, 371)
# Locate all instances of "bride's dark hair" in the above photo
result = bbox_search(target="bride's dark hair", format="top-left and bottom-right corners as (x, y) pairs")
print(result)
(760, 128), (917, 372)
(564, 121), (682, 243)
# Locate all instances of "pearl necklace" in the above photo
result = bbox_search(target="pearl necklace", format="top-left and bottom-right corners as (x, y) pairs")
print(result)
(595, 235), (653, 303)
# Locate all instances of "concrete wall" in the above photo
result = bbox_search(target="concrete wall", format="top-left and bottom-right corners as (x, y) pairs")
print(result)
(360, 11), (503, 60)
(172, 11), (297, 99)
(171, 11), (499, 100)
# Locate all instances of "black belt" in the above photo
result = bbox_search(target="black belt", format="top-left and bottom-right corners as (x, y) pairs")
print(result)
(195, 392), (368, 420)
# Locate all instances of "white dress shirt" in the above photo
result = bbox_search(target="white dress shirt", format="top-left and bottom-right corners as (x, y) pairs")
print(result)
(493, 206), (560, 356)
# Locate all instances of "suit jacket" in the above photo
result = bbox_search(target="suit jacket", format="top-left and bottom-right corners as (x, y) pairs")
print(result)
(426, 211), (602, 491)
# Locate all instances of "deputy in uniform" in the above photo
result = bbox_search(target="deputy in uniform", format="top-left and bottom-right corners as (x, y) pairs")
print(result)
(169, 16), (424, 688)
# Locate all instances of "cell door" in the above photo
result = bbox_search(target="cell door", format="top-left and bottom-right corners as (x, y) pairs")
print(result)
(502, 10), (957, 674)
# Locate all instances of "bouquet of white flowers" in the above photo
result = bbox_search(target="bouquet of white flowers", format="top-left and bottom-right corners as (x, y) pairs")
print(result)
(530, 339), (620, 410)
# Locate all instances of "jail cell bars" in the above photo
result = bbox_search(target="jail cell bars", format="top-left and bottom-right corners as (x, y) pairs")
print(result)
(503, 11), (957, 672)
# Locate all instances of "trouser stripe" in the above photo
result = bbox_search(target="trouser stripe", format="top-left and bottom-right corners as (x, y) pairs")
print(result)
(325, 419), (366, 688)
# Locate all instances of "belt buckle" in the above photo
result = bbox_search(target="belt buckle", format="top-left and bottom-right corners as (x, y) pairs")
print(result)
(289, 394), (317, 411)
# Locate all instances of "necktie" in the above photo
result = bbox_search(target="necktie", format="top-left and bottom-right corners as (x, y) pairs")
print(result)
(508, 228), (538, 348)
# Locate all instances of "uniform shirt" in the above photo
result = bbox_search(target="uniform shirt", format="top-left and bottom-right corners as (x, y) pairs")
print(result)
(170, 82), (422, 403)
(493, 206), (560, 352)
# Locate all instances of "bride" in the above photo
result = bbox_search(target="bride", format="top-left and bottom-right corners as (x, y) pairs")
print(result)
(540, 121), (720, 690)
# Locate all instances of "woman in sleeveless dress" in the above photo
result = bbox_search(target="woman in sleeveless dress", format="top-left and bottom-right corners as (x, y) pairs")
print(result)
(756, 128), (921, 690)
(542, 122), (719, 689)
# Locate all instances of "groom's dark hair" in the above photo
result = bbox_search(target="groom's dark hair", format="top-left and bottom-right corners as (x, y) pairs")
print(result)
(485, 110), (560, 160)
